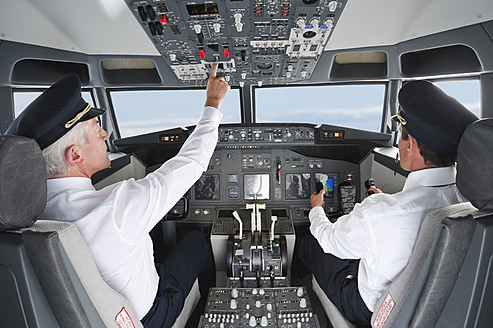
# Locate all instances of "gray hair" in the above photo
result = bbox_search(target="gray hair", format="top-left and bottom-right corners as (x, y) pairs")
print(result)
(42, 121), (90, 178)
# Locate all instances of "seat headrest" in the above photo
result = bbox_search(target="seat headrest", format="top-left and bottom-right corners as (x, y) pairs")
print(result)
(456, 119), (493, 210)
(0, 135), (46, 231)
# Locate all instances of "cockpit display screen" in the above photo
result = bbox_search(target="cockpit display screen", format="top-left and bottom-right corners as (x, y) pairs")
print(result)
(195, 174), (220, 200)
(315, 173), (339, 198)
(244, 174), (270, 200)
(285, 173), (311, 199)
(186, 3), (219, 16)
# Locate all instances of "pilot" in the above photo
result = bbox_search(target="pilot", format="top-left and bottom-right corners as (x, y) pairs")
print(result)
(296, 81), (478, 326)
(6, 62), (230, 328)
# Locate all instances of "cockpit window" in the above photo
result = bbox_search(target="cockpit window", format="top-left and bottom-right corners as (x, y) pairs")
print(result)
(434, 80), (480, 117)
(255, 84), (386, 132)
(13, 91), (94, 118)
(110, 89), (241, 138)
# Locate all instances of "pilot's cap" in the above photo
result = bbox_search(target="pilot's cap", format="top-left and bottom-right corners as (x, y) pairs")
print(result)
(393, 80), (478, 154)
(6, 74), (105, 150)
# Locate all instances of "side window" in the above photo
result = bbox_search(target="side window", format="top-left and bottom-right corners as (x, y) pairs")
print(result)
(434, 80), (480, 117)
(255, 84), (386, 132)
(13, 91), (95, 118)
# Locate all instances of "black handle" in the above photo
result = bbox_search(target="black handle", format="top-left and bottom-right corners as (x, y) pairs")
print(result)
(365, 178), (375, 195)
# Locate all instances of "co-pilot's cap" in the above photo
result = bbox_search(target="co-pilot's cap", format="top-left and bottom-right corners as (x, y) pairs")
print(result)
(393, 80), (478, 154)
(6, 74), (105, 150)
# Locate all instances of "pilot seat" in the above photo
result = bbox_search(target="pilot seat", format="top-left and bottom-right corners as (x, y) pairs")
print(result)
(0, 135), (199, 328)
(312, 118), (493, 328)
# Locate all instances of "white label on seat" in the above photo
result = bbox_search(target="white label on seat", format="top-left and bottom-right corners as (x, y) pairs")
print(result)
(116, 307), (136, 328)
(373, 293), (395, 328)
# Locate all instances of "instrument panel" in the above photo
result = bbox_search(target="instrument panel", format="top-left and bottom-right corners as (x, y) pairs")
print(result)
(192, 147), (357, 209)
(114, 123), (391, 222)
(124, 0), (348, 87)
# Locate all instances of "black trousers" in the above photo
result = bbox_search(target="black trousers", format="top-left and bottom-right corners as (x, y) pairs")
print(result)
(297, 234), (372, 327)
(141, 230), (215, 328)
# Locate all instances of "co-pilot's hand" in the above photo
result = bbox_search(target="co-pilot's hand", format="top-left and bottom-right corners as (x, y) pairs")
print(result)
(204, 62), (230, 110)
(310, 190), (325, 208)
(365, 186), (383, 197)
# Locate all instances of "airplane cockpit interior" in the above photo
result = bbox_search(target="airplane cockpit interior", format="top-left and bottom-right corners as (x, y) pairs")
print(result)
(0, 0), (492, 327)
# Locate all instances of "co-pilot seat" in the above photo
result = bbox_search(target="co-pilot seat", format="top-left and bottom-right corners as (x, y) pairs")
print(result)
(312, 118), (493, 328)
(0, 135), (199, 328)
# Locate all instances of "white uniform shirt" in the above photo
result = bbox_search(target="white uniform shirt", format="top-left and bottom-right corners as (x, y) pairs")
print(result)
(309, 166), (466, 312)
(41, 107), (222, 319)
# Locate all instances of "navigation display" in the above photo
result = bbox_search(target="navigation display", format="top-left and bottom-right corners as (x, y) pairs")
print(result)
(285, 173), (311, 199)
(315, 173), (339, 198)
(195, 174), (220, 200)
(244, 174), (270, 200)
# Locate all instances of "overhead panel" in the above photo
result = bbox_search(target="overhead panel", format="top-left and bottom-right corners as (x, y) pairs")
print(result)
(124, 0), (347, 86)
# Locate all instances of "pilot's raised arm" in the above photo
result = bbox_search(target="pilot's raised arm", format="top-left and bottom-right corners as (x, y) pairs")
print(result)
(295, 81), (478, 327)
(6, 64), (230, 327)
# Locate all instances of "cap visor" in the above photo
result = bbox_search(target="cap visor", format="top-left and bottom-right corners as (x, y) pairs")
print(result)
(81, 107), (106, 121)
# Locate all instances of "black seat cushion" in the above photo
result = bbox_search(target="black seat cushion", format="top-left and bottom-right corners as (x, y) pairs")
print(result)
(457, 118), (493, 210)
(0, 135), (46, 231)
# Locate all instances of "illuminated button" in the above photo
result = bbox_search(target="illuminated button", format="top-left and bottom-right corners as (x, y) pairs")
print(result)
(224, 47), (230, 58)
(199, 49), (205, 59)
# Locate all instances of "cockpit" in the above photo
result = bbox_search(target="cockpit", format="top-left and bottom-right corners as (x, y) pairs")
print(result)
(1, 0), (493, 327)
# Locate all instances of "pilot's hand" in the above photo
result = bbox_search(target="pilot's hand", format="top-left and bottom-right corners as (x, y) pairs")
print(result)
(205, 62), (230, 110)
(310, 190), (325, 208)
(365, 186), (383, 197)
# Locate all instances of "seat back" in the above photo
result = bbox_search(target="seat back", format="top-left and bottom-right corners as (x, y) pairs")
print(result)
(371, 118), (493, 328)
(371, 203), (476, 328)
(0, 135), (143, 328)
(432, 118), (493, 328)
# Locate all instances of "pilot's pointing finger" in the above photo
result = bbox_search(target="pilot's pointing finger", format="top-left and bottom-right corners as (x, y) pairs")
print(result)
(210, 61), (219, 79)
(205, 61), (230, 110)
